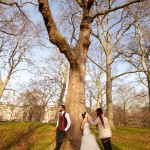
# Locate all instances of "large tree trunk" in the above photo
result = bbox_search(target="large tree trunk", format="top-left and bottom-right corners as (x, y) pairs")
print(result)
(106, 52), (115, 128)
(38, 1), (93, 149)
(0, 71), (11, 99)
(97, 78), (102, 108)
(64, 56), (87, 150)
(58, 63), (69, 105)
(37, 0), (144, 146)
(0, 84), (5, 99)
(146, 73), (150, 111)
(0, 81), (8, 99)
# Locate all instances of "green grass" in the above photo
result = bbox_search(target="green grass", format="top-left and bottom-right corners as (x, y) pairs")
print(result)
(0, 122), (56, 150)
(0, 122), (149, 150)
(92, 126), (150, 150)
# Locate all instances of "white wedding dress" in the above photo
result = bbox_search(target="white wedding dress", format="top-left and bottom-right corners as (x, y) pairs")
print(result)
(80, 122), (100, 150)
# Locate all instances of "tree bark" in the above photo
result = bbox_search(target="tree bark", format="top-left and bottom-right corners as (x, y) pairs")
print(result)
(38, 0), (144, 147)
(146, 72), (150, 111)
(106, 51), (115, 128)
(64, 60), (86, 149)
(0, 84), (5, 99)
(38, 1), (91, 149)
(0, 76), (10, 99)
(58, 63), (69, 105)
(96, 81), (102, 108)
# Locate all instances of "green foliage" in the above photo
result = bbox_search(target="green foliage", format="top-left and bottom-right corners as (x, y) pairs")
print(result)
(0, 122), (150, 150)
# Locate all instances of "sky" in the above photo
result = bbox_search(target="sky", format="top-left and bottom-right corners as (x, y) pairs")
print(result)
(1, 1), (60, 96)
(1, 0), (148, 105)
(15, 1), (59, 82)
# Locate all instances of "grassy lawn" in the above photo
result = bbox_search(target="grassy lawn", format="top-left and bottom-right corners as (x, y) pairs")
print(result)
(0, 122), (56, 150)
(0, 122), (149, 150)
(92, 126), (150, 150)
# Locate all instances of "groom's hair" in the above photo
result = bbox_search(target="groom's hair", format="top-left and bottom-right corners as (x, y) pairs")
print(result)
(60, 104), (65, 110)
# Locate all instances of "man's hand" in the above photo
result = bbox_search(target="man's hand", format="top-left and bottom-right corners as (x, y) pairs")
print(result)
(64, 129), (67, 132)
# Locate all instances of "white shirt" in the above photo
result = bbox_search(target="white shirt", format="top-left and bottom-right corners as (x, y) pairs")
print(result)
(56, 111), (71, 132)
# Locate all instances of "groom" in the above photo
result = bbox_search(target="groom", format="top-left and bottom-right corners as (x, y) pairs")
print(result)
(54, 104), (71, 150)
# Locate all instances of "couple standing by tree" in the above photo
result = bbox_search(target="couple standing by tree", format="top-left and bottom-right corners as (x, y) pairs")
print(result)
(54, 105), (112, 150)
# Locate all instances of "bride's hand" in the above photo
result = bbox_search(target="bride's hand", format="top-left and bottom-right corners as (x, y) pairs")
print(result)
(86, 113), (90, 117)
(85, 113), (88, 118)
(85, 113), (89, 121)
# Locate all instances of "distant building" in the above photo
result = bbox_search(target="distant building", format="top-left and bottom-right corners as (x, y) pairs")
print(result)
(0, 103), (57, 123)
(42, 106), (57, 123)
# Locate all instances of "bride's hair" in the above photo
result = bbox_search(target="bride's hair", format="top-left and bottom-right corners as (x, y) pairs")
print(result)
(82, 112), (87, 119)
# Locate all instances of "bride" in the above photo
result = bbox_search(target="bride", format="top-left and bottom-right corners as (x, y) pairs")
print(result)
(80, 112), (100, 150)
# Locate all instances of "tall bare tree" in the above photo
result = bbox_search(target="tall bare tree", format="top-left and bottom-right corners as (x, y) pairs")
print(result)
(127, 26), (150, 110)
(113, 82), (149, 127)
(86, 51), (105, 108)
(0, 3), (40, 99)
(36, 47), (70, 106)
(1, 0), (146, 149)
(54, 48), (70, 106)
(121, 0), (150, 110)
(90, 0), (147, 127)
(0, 29), (37, 98)
(37, 0), (146, 149)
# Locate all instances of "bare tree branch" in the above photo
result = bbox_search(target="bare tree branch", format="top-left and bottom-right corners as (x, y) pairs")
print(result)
(0, 1), (38, 7)
(0, 1), (38, 27)
(38, 0), (76, 64)
(75, 0), (83, 7)
(92, 0), (145, 21)
(0, 29), (18, 36)
(87, 56), (106, 72)
(112, 70), (145, 81)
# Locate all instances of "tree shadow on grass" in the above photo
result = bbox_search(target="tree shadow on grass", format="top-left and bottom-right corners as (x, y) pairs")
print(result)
(2, 123), (47, 150)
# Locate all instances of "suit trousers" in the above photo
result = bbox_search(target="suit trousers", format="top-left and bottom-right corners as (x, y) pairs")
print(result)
(101, 137), (112, 150)
(54, 129), (66, 150)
